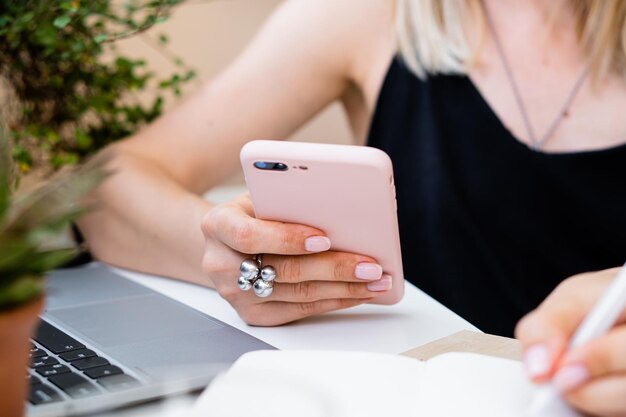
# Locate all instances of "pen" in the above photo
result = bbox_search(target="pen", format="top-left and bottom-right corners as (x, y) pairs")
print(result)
(528, 262), (626, 417)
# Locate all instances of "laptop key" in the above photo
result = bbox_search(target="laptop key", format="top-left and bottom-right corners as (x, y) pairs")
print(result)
(34, 320), (85, 353)
(36, 364), (71, 377)
(72, 356), (109, 370)
(84, 365), (123, 379)
(48, 373), (100, 398)
(28, 375), (43, 385)
(31, 356), (59, 368)
(59, 349), (96, 362)
(29, 384), (63, 405)
(29, 348), (47, 359)
(97, 374), (140, 392)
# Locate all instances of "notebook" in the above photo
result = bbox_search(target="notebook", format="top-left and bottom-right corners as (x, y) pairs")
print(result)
(192, 350), (583, 417)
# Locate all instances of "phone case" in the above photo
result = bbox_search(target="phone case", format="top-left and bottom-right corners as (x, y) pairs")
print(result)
(240, 140), (404, 305)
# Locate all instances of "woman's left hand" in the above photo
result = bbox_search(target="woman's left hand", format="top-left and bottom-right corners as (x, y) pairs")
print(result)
(515, 267), (626, 417)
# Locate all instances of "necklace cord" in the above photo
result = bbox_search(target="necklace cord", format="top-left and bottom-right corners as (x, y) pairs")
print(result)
(481, 1), (590, 150)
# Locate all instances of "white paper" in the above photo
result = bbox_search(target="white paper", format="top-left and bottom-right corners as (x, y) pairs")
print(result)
(192, 350), (581, 417)
(418, 353), (533, 416)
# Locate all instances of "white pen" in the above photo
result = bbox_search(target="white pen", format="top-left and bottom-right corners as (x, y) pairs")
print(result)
(528, 262), (626, 417)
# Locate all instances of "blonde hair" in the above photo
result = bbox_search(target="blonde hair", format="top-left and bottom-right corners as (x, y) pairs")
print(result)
(396, 0), (626, 81)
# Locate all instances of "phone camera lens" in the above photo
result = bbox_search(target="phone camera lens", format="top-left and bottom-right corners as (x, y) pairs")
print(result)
(254, 161), (288, 171)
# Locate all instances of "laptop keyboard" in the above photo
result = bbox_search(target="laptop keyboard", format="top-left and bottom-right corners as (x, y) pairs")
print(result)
(28, 320), (139, 406)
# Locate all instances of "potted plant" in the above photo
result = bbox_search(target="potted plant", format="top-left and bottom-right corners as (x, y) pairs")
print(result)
(0, 0), (194, 174)
(0, 129), (104, 417)
(0, 4), (195, 411)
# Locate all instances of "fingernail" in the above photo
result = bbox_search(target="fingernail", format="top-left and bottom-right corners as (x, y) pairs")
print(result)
(523, 345), (552, 378)
(304, 236), (331, 252)
(554, 364), (589, 393)
(355, 263), (383, 281)
(367, 274), (392, 292)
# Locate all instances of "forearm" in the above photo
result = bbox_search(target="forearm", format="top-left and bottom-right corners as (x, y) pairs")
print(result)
(75, 0), (363, 288)
(77, 148), (216, 287)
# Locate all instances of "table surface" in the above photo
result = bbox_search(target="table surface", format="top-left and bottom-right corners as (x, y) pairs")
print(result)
(91, 186), (478, 416)
(89, 266), (477, 417)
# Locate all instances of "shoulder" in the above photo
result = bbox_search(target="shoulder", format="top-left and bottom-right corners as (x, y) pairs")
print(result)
(266, 0), (396, 80)
(274, 0), (394, 36)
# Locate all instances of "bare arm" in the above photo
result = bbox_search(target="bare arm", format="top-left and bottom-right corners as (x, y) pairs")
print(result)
(78, 0), (391, 287)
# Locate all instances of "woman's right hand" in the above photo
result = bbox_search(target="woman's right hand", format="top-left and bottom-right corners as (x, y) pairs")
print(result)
(200, 193), (392, 326)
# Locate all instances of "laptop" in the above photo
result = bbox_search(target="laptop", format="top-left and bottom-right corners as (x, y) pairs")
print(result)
(26, 262), (275, 417)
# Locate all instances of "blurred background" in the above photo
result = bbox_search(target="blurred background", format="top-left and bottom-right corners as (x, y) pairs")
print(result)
(0, 0), (352, 188)
(116, 0), (352, 185)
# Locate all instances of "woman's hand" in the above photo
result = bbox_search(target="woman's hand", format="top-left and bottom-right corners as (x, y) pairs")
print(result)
(200, 193), (392, 326)
(515, 267), (626, 417)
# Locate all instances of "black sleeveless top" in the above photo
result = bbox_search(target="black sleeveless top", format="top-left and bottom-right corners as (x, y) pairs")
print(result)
(367, 59), (626, 336)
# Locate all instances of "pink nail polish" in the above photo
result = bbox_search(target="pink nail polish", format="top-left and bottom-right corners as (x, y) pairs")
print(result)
(524, 345), (552, 378)
(367, 274), (392, 292)
(304, 236), (331, 252)
(355, 263), (383, 281)
(554, 364), (589, 393)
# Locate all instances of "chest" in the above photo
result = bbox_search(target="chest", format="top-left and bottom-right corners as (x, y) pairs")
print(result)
(469, 57), (626, 153)
(348, 27), (626, 153)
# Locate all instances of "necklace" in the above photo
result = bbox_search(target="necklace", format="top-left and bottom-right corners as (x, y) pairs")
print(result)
(483, 3), (589, 151)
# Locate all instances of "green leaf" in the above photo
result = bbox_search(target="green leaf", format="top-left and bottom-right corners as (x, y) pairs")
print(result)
(45, 130), (60, 145)
(26, 249), (77, 273)
(94, 33), (108, 43)
(53, 15), (72, 29)
(50, 152), (79, 169)
(0, 239), (35, 273)
(0, 0), (191, 177)
(150, 96), (164, 115)
(184, 70), (196, 81)
(12, 145), (32, 170)
(123, 2), (138, 13)
(35, 24), (58, 48)
(19, 12), (35, 25)
(0, 275), (45, 311)
(74, 129), (93, 150)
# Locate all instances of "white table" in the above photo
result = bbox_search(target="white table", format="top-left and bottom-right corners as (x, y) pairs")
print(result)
(93, 185), (478, 416)
(92, 267), (477, 417)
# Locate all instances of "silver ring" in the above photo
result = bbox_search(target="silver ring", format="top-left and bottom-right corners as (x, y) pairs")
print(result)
(238, 254), (276, 298)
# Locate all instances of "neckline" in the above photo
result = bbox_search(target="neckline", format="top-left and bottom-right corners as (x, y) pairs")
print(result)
(462, 72), (626, 158)
(377, 58), (626, 158)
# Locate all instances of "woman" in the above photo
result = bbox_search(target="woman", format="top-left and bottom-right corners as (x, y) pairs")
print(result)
(79, 1), (626, 414)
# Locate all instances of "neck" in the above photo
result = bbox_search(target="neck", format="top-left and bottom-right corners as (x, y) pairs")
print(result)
(481, 0), (578, 49)
(482, 0), (573, 29)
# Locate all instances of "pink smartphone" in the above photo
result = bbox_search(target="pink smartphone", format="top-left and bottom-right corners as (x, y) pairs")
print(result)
(240, 140), (404, 305)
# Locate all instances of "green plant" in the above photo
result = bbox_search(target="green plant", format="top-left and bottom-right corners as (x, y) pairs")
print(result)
(0, 126), (105, 311)
(0, 0), (195, 172)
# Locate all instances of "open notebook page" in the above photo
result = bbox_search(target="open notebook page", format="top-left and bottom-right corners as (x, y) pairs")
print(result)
(192, 350), (582, 417)
(417, 353), (579, 417)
